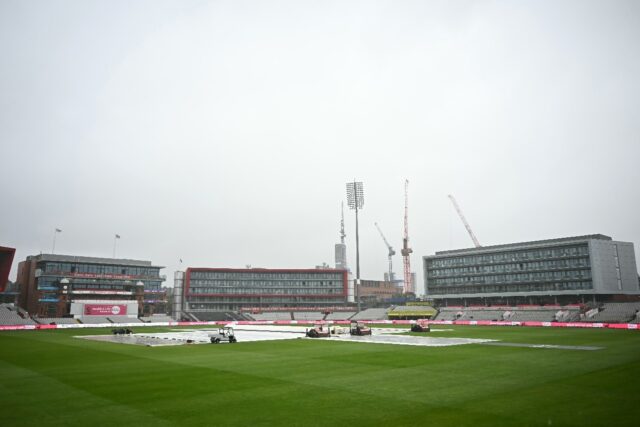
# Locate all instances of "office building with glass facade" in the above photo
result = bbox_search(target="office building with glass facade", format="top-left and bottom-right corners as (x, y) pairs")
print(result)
(17, 254), (167, 317)
(183, 268), (349, 313)
(423, 235), (639, 305)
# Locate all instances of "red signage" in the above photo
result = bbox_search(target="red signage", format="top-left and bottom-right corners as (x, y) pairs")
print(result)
(84, 304), (128, 316)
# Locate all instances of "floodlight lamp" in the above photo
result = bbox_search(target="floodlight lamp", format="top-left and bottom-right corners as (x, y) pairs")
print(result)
(346, 181), (364, 209)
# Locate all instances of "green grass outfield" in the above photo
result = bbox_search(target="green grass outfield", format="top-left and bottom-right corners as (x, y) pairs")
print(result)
(1, 325), (640, 426)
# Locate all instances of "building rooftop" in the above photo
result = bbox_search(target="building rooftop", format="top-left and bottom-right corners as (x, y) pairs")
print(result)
(430, 234), (613, 257)
(27, 253), (163, 268)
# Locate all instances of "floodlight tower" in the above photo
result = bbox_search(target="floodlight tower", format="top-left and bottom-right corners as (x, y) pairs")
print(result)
(346, 181), (364, 311)
(52, 228), (62, 254)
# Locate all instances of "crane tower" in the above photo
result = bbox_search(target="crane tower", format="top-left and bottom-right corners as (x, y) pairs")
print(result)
(401, 179), (414, 294)
(374, 222), (395, 282)
(448, 194), (481, 248)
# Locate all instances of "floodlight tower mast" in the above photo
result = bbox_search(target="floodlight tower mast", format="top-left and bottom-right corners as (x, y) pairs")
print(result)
(448, 194), (481, 248)
(374, 222), (395, 282)
(401, 180), (413, 294)
(346, 181), (364, 311)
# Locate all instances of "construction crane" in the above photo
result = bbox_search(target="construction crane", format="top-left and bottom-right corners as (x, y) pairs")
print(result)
(374, 222), (395, 282)
(448, 194), (481, 248)
(401, 179), (413, 294)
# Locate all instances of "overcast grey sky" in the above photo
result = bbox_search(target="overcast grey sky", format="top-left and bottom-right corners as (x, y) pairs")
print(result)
(1, 0), (639, 294)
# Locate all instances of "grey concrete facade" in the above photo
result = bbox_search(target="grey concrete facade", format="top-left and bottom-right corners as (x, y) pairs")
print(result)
(423, 235), (639, 304)
(589, 239), (638, 294)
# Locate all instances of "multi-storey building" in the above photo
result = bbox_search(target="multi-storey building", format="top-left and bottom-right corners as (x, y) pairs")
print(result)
(423, 235), (639, 306)
(183, 267), (348, 314)
(17, 254), (166, 318)
(358, 279), (401, 305)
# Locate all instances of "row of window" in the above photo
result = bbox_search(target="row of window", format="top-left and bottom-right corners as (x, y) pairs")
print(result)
(188, 304), (339, 311)
(43, 262), (161, 278)
(187, 296), (344, 305)
(37, 278), (163, 291)
(428, 258), (590, 277)
(428, 270), (591, 286)
(429, 280), (593, 295)
(190, 272), (343, 281)
(189, 287), (342, 295)
(39, 284), (133, 291)
(428, 245), (589, 268)
(189, 280), (339, 288)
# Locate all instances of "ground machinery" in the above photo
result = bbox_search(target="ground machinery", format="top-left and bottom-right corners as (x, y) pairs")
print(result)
(209, 326), (237, 343)
(305, 323), (332, 338)
(349, 321), (372, 336)
(410, 320), (430, 333)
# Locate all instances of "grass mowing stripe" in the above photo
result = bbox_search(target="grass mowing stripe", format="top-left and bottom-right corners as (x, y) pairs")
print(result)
(458, 359), (640, 427)
(1, 326), (640, 426)
(0, 359), (174, 427)
(1, 333), (448, 425)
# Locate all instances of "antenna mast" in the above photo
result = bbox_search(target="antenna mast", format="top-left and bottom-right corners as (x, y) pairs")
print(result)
(340, 202), (346, 244)
(334, 202), (348, 271)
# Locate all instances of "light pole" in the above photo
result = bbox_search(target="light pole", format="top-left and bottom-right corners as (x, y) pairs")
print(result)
(52, 228), (62, 254)
(346, 181), (364, 311)
(113, 234), (120, 258)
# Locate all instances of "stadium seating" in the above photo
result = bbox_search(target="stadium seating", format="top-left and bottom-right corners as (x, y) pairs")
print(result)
(554, 310), (580, 322)
(292, 312), (325, 321)
(325, 312), (356, 320)
(188, 311), (247, 321)
(250, 312), (293, 321)
(350, 308), (389, 320)
(140, 314), (174, 323)
(108, 316), (142, 324)
(434, 307), (467, 321)
(434, 305), (582, 322)
(387, 305), (438, 319)
(79, 317), (112, 324)
(509, 310), (557, 322)
(465, 310), (506, 321)
(189, 311), (258, 322)
(587, 302), (640, 323)
(0, 303), (36, 325)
